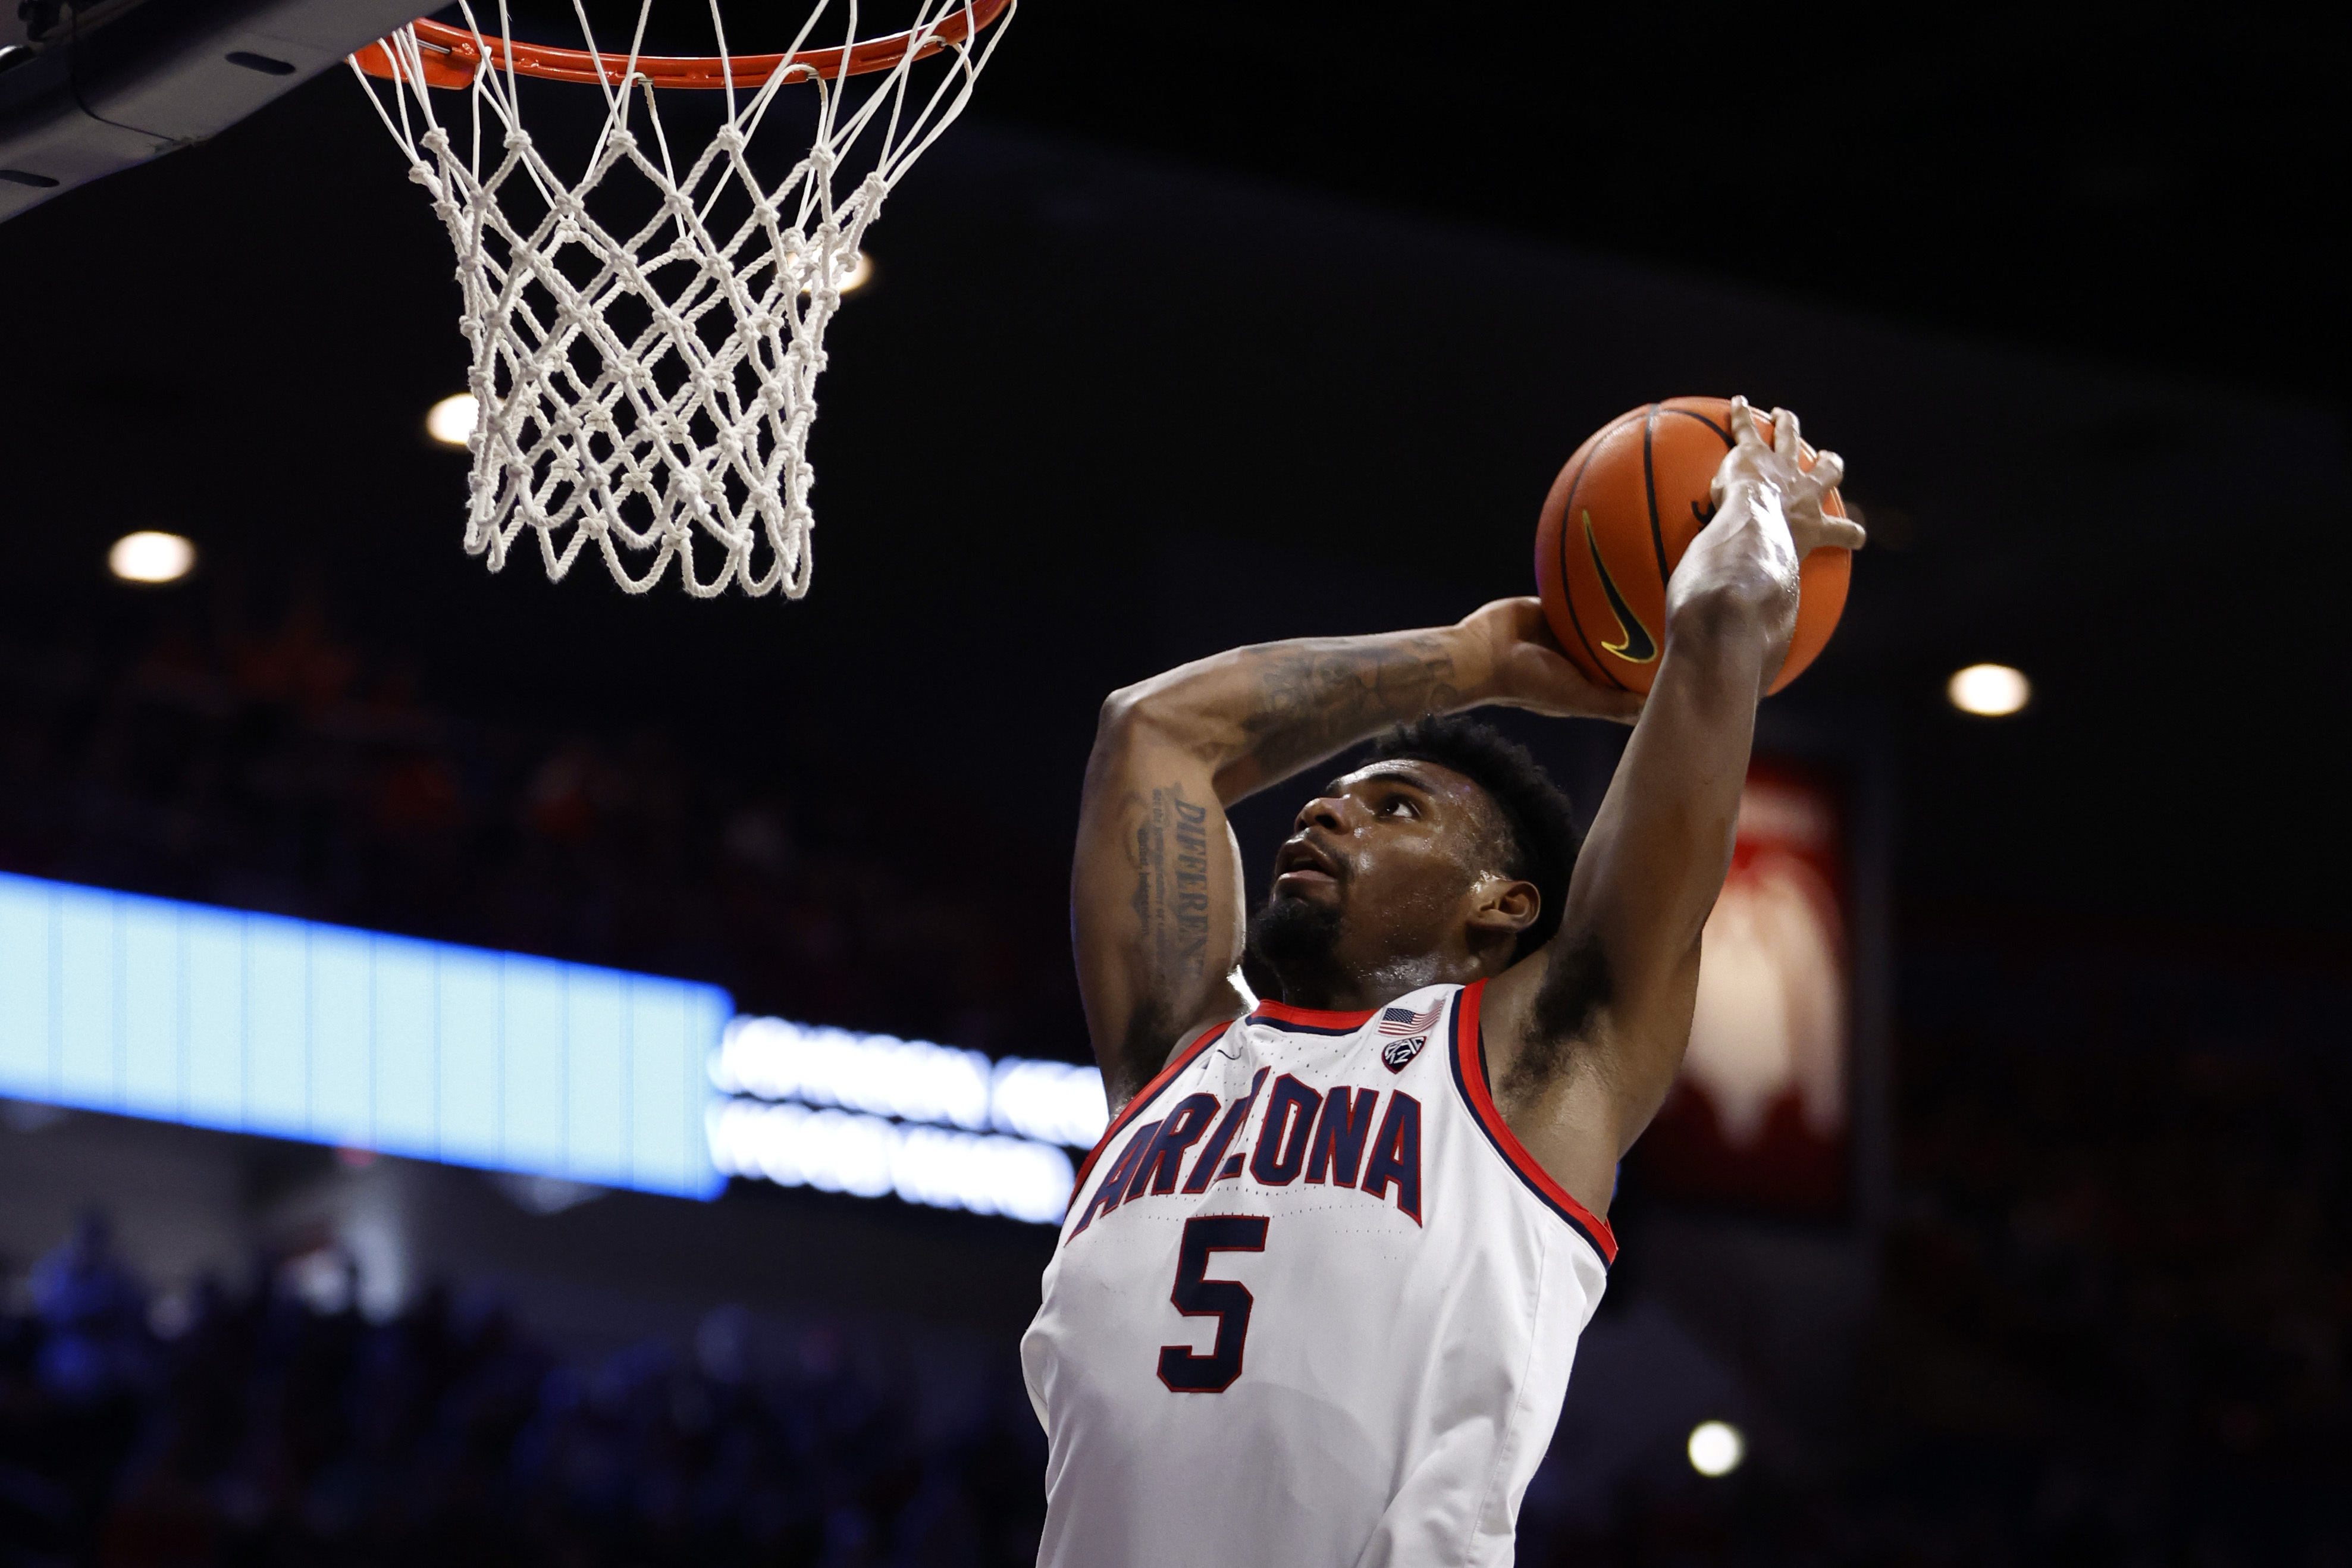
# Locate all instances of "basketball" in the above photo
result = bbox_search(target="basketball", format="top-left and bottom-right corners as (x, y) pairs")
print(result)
(1533, 397), (1851, 696)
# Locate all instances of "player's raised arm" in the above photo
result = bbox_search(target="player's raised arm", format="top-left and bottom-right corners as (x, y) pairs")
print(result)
(1482, 399), (1865, 1210)
(1073, 621), (1639, 1110)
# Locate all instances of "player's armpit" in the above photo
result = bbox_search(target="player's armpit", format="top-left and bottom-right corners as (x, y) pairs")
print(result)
(1480, 930), (1709, 1218)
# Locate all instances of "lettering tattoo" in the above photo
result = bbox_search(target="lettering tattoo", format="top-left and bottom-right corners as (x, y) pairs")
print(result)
(1238, 636), (1462, 784)
(1116, 782), (1218, 1083)
(1133, 783), (1215, 983)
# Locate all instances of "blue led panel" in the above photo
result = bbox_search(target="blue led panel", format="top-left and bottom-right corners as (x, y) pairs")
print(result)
(0, 871), (729, 1199)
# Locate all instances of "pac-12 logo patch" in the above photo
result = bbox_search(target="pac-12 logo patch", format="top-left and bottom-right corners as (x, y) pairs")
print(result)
(1381, 1034), (1428, 1072)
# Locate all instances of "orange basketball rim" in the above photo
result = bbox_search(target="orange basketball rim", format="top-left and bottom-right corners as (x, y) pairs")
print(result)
(355, 0), (1014, 92)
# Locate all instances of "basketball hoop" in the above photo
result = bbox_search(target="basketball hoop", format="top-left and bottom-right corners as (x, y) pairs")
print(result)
(350, 2), (1014, 600)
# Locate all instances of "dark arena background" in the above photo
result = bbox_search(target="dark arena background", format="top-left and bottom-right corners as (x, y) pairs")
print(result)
(2, 5), (2347, 1564)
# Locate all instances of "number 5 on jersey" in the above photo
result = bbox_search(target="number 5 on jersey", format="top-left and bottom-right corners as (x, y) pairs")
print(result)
(1157, 1216), (1269, 1393)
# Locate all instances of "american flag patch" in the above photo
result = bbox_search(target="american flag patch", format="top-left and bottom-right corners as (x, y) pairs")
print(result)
(1377, 1004), (1441, 1036)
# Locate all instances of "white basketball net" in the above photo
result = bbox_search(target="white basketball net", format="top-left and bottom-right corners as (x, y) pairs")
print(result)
(352, 2), (1009, 598)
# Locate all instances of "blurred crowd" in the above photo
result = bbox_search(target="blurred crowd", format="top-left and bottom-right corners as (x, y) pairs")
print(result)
(1526, 936), (2351, 1566)
(1848, 936), (2350, 1564)
(0, 593), (1077, 1059)
(1, 1218), (1048, 1566)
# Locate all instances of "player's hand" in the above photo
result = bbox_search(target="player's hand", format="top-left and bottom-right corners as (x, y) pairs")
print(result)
(1710, 396), (1866, 560)
(1460, 597), (1645, 725)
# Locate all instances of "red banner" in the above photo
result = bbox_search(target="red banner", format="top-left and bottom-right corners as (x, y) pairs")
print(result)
(1633, 757), (1849, 1214)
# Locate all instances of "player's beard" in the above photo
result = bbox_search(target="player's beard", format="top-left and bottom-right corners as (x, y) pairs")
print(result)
(1246, 893), (1344, 995)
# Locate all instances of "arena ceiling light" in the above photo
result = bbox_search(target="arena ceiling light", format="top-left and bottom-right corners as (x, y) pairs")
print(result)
(1687, 1419), (1746, 1477)
(108, 531), (196, 584)
(1946, 663), (2031, 717)
(800, 251), (873, 294)
(425, 392), (478, 447)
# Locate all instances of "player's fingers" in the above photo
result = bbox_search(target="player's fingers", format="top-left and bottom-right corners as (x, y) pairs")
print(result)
(1772, 405), (1800, 456)
(1807, 449), (1846, 493)
(1728, 396), (1767, 451)
(1815, 517), (1868, 552)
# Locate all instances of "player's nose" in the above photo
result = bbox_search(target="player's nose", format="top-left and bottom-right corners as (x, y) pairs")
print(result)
(1294, 794), (1349, 835)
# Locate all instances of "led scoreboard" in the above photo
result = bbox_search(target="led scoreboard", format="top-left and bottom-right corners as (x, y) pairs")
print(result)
(0, 870), (729, 1198)
(0, 871), (1107, 1224)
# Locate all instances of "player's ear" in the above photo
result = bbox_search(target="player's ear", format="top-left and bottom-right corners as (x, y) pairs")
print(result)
(1466, 875), (1540, 942)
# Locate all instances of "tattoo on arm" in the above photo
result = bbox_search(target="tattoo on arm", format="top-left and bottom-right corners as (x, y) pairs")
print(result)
(1238, 637), (1463, 784)
(1133, 782), (1215, 984)
(1117, 782), (1218, 1080)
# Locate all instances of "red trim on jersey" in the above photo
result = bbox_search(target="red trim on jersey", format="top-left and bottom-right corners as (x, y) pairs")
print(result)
(1071, 1019), (1234, 1193)
(1449, 980), (1619, 1265)
(1247, 999), (1377, 1032)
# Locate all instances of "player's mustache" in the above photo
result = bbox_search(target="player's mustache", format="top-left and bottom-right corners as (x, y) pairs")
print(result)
(1275, 833), (1347, 882)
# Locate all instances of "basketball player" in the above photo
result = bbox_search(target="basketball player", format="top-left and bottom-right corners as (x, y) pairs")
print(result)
(1020, 399), (1864, 1564)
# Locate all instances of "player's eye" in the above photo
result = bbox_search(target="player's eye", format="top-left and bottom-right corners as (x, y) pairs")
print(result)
(1380, 795), (1418, 819)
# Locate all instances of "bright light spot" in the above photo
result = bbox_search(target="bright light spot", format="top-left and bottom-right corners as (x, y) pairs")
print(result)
(800, 252), (873, 295)
(1688, 1419), (1745, 1477)
(704, 1015), (1103, 1222)
(108, 531), (196, 584)
(1946, 663), (2031, 717)
(282, 1248), (354, 1315)
(147, 1287), (196, 1341)
(711, 1015), (1109, 1147)
(705, 1099), (1077, 1224)
(425, 392), (479, 447)
(989, 1057), (1115, 1148)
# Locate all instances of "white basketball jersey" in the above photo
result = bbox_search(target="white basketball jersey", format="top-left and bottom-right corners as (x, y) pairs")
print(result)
(1021, 979), (1616, 1568)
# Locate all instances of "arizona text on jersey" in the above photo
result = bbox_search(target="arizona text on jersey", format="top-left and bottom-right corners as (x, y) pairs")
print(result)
(1022, 980), (1617, 1567)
